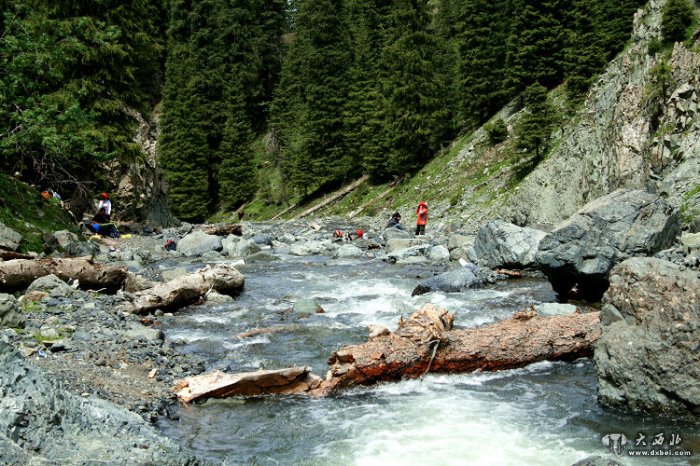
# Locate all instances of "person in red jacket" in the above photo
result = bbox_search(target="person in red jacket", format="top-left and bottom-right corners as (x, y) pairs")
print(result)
(415, 201), (428, 235)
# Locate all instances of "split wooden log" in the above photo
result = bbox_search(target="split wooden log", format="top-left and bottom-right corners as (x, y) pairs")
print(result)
(311, 304), (600, 395)
(201, 223), (243, 237)
(175, 367), (322, 403)
(0, 257), (127, 292)
(120, 264), (244, 314)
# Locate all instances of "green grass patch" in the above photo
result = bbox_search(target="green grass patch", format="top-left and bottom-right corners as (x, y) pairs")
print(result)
(0, 173), (76, 253)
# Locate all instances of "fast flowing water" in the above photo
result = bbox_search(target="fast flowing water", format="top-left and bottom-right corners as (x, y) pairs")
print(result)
(158, 253), (699, 465)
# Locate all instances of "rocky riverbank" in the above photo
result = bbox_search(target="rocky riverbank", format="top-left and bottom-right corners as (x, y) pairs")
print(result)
(1, 204), (699, 462)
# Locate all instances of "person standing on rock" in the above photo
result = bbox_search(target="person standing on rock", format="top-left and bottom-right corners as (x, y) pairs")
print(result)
(415, 202), (428, 236)
(97, 192), (112, 221)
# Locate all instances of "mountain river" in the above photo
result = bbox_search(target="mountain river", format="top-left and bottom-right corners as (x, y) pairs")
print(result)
(158, 252), (699, 465)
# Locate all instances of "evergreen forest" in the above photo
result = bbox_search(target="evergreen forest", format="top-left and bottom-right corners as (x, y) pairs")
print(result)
(5, 0), (690, 222)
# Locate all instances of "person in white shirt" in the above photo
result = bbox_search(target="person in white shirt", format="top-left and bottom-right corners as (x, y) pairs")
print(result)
(97, 192), (112, 220)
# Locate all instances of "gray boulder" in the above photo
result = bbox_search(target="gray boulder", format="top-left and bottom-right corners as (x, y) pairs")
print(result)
(472, 220), (547, 269)
(26, 274), (74, 298)
(335, 244), (364, 259)
(384, 244), (432, 263)
(229, 238), (262, 258)
(536, 189), (679, 301)
(0, 294), (24, 329)
(253, 233), (273, 246)
(53, 230), (80, 249)
(385, 238), (428, 254)
(289, 241), (327, 256)
(412, 266), (496, 295)
(382, 227), (412, 240)
(177, 230), (222, 257)
(595, 257), (700, 414)
(427, 245), (450, 262)
(0, 223), (22, 251)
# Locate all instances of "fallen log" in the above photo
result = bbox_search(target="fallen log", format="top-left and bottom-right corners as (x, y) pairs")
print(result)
(294, 174), (370, 220)
(0, 257), (127, 292)
(0, 251), (34, 261)
(175, 367), (322, 403)
(120, 264), (244, 314)
(201, 223), (243, 237)
(312, 304), (600, 395)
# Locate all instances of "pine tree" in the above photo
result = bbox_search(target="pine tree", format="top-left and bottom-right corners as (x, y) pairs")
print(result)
(506, 0), (566, 93)
(564, 0), (608, 98)
(382, 0), (451, 176)
(452, 0), (511, 125)
(662, 0), (695, 45)
(217, 108), (257, 210)
(271, 0), (354, 194)
(516, 82), (556, 163)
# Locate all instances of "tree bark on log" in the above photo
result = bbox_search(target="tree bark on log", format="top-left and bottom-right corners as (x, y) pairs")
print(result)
(311, 304), (601, 395)
(120, 264), (244, 314)
(0, 257), (127, 292)
(201, 223), (243, 237)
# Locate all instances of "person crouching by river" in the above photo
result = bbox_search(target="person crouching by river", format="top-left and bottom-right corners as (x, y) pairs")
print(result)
(415, 202), (428, 236)
(385, 212), (404, 230)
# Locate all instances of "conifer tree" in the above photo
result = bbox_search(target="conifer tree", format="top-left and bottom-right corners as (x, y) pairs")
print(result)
(516, 83), (556, 163)
(662, 0), (695, 45)
(564, 0), (608, 98)
(382, 0), (451, 175)
(506, 0), (566, 93)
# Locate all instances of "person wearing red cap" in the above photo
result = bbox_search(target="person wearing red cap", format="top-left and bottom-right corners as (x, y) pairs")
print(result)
(415, 201), (428, 235)
(98, 192), (112, 221)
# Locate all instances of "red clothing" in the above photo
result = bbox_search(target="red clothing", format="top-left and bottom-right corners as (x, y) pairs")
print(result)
(416, 202), (428, 226)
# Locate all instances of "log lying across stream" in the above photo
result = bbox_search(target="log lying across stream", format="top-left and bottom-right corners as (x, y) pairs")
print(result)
(175, 304), (601, 402)
(0, 257), (127, 292)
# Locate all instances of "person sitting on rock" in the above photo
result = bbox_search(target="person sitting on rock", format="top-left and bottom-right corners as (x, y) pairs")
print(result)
(97, 192), (112, 221)
(385, 212), (404, 230)
(86, 208), (119, 238)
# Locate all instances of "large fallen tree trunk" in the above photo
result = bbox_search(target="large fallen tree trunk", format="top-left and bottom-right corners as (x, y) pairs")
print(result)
(121, 264), (244, 314)
(0, 257), (127, 292)
(175, 367), (322, 402)
(176, 304), (601, 402)
(312, 304), (600, 395)
(201, 223), (243, 237)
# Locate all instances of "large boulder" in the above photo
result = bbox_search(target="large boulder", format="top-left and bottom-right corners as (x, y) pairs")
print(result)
(0, 223), (22, 251)
(335, 244), (364, 259)
(412, 265), (497, 295)
(228, 238), (262, 258)
(26, 274), (75, 298)
(385, 238), (428, 254)
(535, 189), (679, 301)
(177, 230), (223, 257)
(382, 227), (412, 240)
(0, 294), (24, 329)
(595, 257), (700, 414)
(472, 220), (547, 269)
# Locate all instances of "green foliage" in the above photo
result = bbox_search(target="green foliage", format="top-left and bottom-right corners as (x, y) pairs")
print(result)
(0, 0), (164, 195)
(515, 83), (556, 163)
(484, 118), (509, 145)
(662, 0), (695, 45)
(0, 173), (76, 253)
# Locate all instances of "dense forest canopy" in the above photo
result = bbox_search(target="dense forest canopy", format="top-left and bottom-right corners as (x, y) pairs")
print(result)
(3, 0), (681, 222)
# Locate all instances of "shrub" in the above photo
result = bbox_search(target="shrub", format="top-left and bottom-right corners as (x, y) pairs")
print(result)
(484, 118), (509, 145)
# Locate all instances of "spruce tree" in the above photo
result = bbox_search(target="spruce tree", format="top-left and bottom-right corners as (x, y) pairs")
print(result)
(381, 0), (451, 176)
(516, 82), (556, 163)
(564, 0), (608, 98)
(662, 0), (695, 45)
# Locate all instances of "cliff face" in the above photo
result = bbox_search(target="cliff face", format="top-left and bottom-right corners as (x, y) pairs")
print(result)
(503, 0), (699, 227)
(109, 107), (176, 227)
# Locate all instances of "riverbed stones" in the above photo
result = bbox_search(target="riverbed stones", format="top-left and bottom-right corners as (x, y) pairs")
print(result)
(536, 189), (679, 301)
(177, 230), (222, 257)
(0, 338), (199, 465)
(26, 274), (75, 297)
(595, 257), (700, 414)
(472, 220), (547, 269)
(0, 223), (22, 251)
(0, 294), (23, 329)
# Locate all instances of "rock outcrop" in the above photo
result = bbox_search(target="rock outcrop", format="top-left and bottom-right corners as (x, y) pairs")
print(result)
(472, 220), (546, 269)
(536, 189), (679, 301)
(0, 223), (22, 251)
(0, 336), (201, 465)
(595, 257), (700, 414)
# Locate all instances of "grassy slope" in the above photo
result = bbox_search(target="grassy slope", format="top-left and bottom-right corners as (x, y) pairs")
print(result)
(0, 174), (77, 253)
